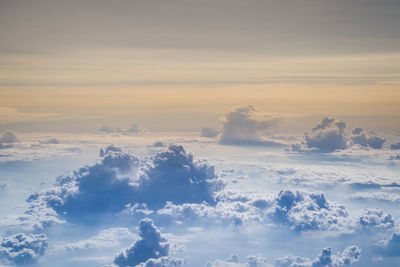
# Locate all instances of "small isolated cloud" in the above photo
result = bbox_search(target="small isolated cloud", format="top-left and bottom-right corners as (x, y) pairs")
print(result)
(390, 143), (400, 150)
(201, 127), (219, 138)
(0, 131), (18, 143)
(125, 123), (143, 134)
(98, 125), (122, 134)
(303, 117), (347, 153)
(152, 141), (165, 147)
(114, 218), (184, 267)
(206, 254), (270, 267)
(275, 246), (361, 267)
(39, 138), (59, 144)
(350, 128), (385, 149)
(0, 233), (48, 265)
(219, 105), (282, 146)
(374, 232), (400, 257)
(0, 131), (18, 149)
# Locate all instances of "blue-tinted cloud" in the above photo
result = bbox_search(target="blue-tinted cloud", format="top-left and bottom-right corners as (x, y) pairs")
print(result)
(114, 218), (183, 267)
(390, 143), (400, 150)
(26, 145), (223, 223)
(0, 233), (47, 265)
(275, 246), (361, 267)
(206, 254), (270, 267)
(374, 232), (400, 257)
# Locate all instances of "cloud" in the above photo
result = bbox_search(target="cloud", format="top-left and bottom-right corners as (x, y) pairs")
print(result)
(0, 233), (48, 265)
(350, 128), (385, 149)
(152, 141), (165, 147)
(201, 127), (220, 138)
(374, 232), (400, 257)
(275, 246), (361, 267)
(98, 125), (122, 134)
(125, 123), (143, 134)
(303, 118), (348, 153)
(267, 191), (349, 232)
(113, 218), (183, 267)
(348, 191), (400, 204)
(0, 131), (18, 144)
(357, 209), (395, 232)
(390, 143), (400, 150)
(54, 227), (135, 253)
(218, 106), (282, 146)
(206, 254), (271, 267)
(158, 190), (349, 232)
(25, 145), (224, 223)
(136, 256), (186, 267)
(39, 138), (60, 144)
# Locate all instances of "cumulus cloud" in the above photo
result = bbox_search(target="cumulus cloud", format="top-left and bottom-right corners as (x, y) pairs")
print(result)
(0, 233), (48, 265)
(201, 127), (220, 138)
(374, 232), (400, 257)
(350, 128), (385, 149)
(206, 254), (270, 267)
(114, 218), (183, 267)
(218, 106), (282, 146)
(357, 209), (395, 232)
(25, 145), (223, 223)
(158, 190), (349, 232)
(303, 118), (348, 153)
(275, 246), (361, 267)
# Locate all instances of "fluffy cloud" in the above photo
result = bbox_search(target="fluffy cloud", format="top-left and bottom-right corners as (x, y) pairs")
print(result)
(136, 256), (186, 267)
(201, 127), (220, 138)
(158, 190), (349, 232)
(0, 233), (48, 265)
(350, 128), (385, 149)
(26, 145), (223, 223)
(55, 228), (135, 252)
(374, 232), (400, 257)
(267, 191), (349, 232)
(275, 246), (361, 267)
(357, 209), (395, 231)
(114, 218), (183, 267)
(218, 106), (281, 146)
(303, 118), (348, 153)
(206, 254), (270, 267)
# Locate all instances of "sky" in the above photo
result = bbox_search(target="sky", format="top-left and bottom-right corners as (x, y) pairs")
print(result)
(1, 0), (400, 131)
(1, 1), (400, 267)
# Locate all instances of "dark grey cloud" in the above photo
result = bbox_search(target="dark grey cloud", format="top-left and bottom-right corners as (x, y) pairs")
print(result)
(39, 138), (59, 144)
(0, 131), (18, 149)
(219, 106), (282, 146)
(0, 233), (48, 265)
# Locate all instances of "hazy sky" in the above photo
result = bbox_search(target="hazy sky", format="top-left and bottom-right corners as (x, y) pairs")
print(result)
(1, 0), (400, 131)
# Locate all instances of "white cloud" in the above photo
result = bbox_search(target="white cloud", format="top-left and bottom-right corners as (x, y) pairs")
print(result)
(275, 246), (361, 267)
(0, 233), (48, 265)
(219, 106), (282, 146)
